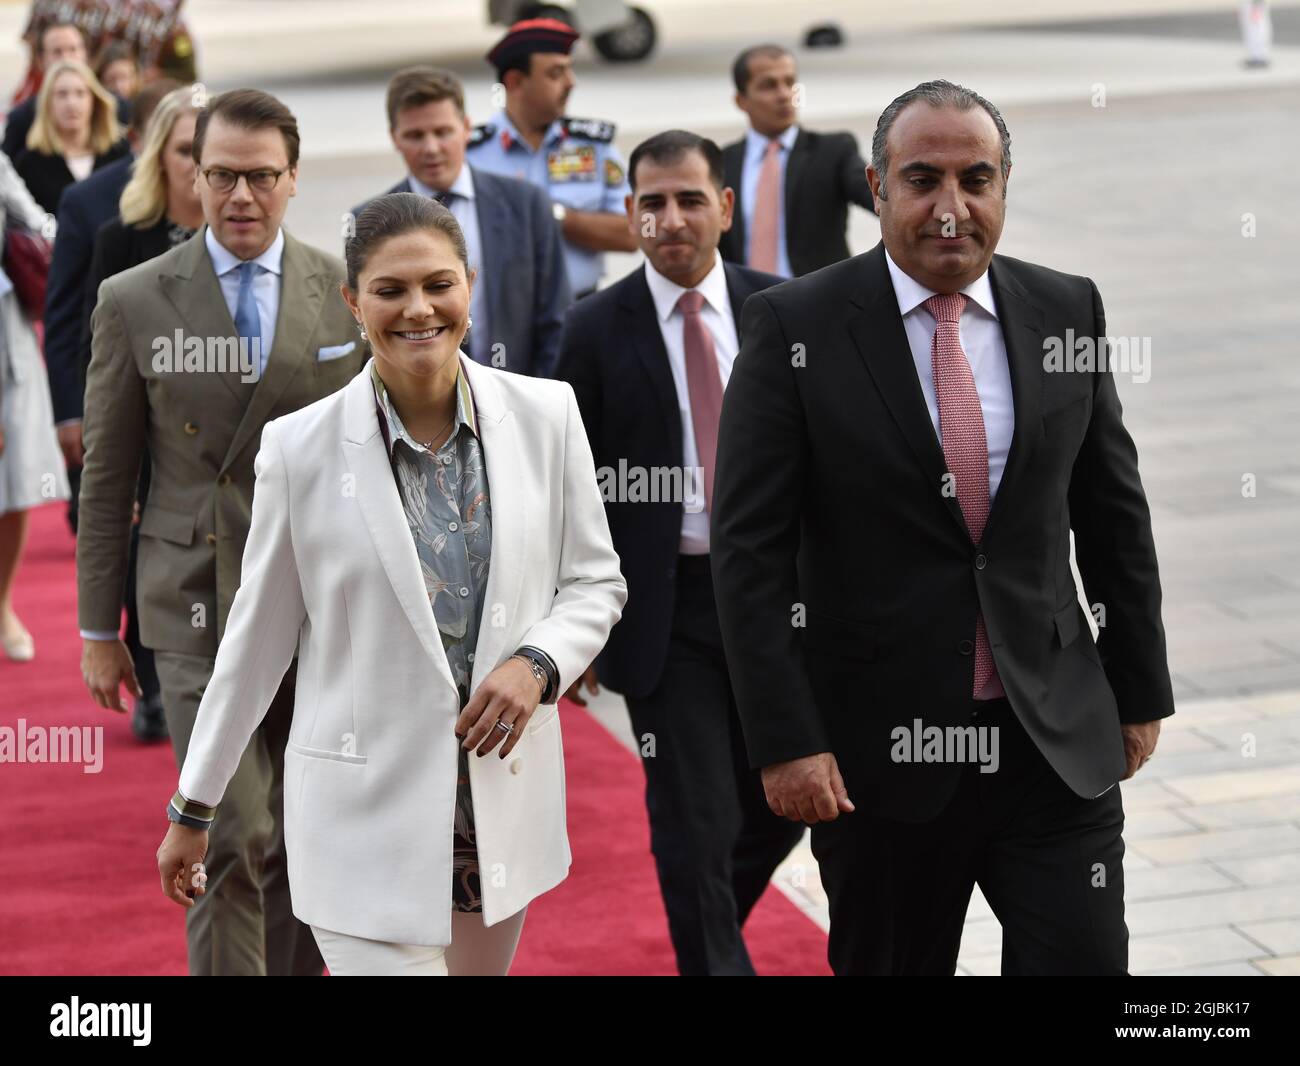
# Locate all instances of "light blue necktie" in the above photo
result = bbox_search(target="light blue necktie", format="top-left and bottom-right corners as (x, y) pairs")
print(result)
(233, 261), (264, 374)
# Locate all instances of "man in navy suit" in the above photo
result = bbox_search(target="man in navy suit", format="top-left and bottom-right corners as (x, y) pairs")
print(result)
(556, 130), (801, 975)
(352, 67), (570, 377)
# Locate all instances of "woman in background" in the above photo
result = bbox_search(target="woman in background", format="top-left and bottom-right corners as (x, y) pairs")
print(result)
(13, 59), (128, 215)
(94, 41), (142, 114)
(0, 151), (70, 660)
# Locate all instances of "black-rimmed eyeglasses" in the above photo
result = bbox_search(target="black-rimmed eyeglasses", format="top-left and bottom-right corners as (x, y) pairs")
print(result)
(199, 167), (291, 193)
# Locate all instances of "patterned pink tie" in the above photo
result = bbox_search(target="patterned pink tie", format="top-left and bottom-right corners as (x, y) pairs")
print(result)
(677, 290), (724, 512)
(925, 293), (998, 696)
(749, 139), (781, 272)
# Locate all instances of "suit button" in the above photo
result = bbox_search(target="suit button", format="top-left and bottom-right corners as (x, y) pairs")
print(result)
(184, 421), (199, 435)
(974, 553), (987, 570)
(509, 758), (522, 775)
(205, 533), (217, 546)
(958, 639), (974, 655)
(218, 474), (231, 487)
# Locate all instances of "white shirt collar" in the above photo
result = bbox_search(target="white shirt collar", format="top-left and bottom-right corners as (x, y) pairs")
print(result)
(884, 247), (998, 321)
(745, 123), (799, 160)
(408, 164), (475, 202)
(204, 225), (285, 278)
(643, 253), (730, 324)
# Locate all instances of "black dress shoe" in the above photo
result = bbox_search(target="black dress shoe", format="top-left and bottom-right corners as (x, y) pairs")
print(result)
(132, 694), (169, 742)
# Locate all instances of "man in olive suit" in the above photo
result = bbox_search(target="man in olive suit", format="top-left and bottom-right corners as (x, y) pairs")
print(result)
(77, 89), (365, 976)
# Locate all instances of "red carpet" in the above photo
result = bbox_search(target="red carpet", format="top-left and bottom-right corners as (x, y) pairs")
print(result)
(0, 502), (830, 975)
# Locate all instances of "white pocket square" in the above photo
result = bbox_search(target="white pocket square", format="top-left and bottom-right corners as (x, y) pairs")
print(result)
(317, 341), (357, 362)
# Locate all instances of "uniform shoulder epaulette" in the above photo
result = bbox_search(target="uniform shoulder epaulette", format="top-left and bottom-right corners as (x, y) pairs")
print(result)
(563, 117), (616, 142)
(468, 123), (495, 147)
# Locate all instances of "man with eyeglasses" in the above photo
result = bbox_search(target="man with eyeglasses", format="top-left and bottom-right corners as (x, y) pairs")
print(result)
(76, 88), (364, 976)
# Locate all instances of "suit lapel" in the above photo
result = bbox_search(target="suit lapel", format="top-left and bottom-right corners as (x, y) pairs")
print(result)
(340, 365), (457, 694)
(783, 128), (810, 234)
(159, 229), (246, 402)
(220, 231), (326, 474)
(982, 257), (1044, 541)
(724, 141), (746, 257)
(848, 244), (969, 540)
(622, 269), (683, 461)
(722, 262), (757, 339)
(463, 359), (527, 691)
(471, 169), (508, 345)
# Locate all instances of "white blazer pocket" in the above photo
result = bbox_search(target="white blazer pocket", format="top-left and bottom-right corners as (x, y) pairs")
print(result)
(317, 341), (357, 362)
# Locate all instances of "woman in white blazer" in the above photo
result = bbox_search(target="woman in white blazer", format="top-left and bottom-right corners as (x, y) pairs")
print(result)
(157, 192), (627, 975)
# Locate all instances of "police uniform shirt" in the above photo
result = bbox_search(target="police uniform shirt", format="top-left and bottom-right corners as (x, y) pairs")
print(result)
(466, 108), (630, 294)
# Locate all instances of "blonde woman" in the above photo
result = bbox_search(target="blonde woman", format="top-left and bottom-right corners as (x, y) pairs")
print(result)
(157, 193), (627, 975)
(0, 151), (70, 659)
(13, 59), (128, 215)
(86, 87), (202, 328)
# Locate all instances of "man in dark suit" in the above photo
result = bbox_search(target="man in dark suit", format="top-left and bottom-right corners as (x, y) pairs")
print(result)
(351, 66), (570, 377)
(556, 130), (801, 975)
(711, 80), (1174, 976)
(718, 44), (875, 279)
(3, 20), (131, 160)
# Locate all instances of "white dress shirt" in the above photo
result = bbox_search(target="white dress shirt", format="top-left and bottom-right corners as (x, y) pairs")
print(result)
(643, 254), (739, 554)
(409, 167), (488, 366)
(884, 249), (1015, 500)
(205, 225), (284, 375)
(741, 123), (799, 279)
(885, 249), (1013, 699)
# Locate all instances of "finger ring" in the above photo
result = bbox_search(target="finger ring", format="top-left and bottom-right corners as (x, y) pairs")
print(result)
(494, 720), (514, 736)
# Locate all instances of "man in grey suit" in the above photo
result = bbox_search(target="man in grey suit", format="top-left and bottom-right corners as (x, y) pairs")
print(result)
(352, 66), (571, 377)
(78, 89), (365, 976)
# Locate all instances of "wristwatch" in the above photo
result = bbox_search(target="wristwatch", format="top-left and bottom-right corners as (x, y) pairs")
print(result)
(552, 201), (567, 223)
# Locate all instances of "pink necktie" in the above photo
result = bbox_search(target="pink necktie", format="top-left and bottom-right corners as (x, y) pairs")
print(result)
(749, 139), (781, 272)
(925, 293), (999, 697)
(677, 290), (724, 512)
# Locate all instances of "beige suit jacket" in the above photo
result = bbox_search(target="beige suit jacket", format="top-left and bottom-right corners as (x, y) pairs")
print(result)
(77, 226), (365, 654)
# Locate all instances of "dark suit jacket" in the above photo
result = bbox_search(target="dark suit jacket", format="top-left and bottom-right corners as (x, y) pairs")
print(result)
(711, 243), (1175, 821)
(43, 152), (134, 423)
(2, 92), (130, 161)
(13, 139), (130, 215)
(719, 128), (874, 278)
(555, 259), (783, 699)
(351, 166), (571, 376)
(80, 215), (182, 392)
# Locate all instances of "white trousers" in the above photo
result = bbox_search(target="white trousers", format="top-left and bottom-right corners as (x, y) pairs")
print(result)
(312, 908), (528, 976)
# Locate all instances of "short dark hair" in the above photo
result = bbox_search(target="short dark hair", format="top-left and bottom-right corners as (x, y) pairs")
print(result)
(732, 43), (792, 95)
(628, 130), (724, 193)
(192, 88), (300, 168)
(344, 192), (469, 292)
(496, 53), (533, 84)
(129, 77), (183, 138)
(871, 79), (1012, 200)
(386, 66), (465, 129)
